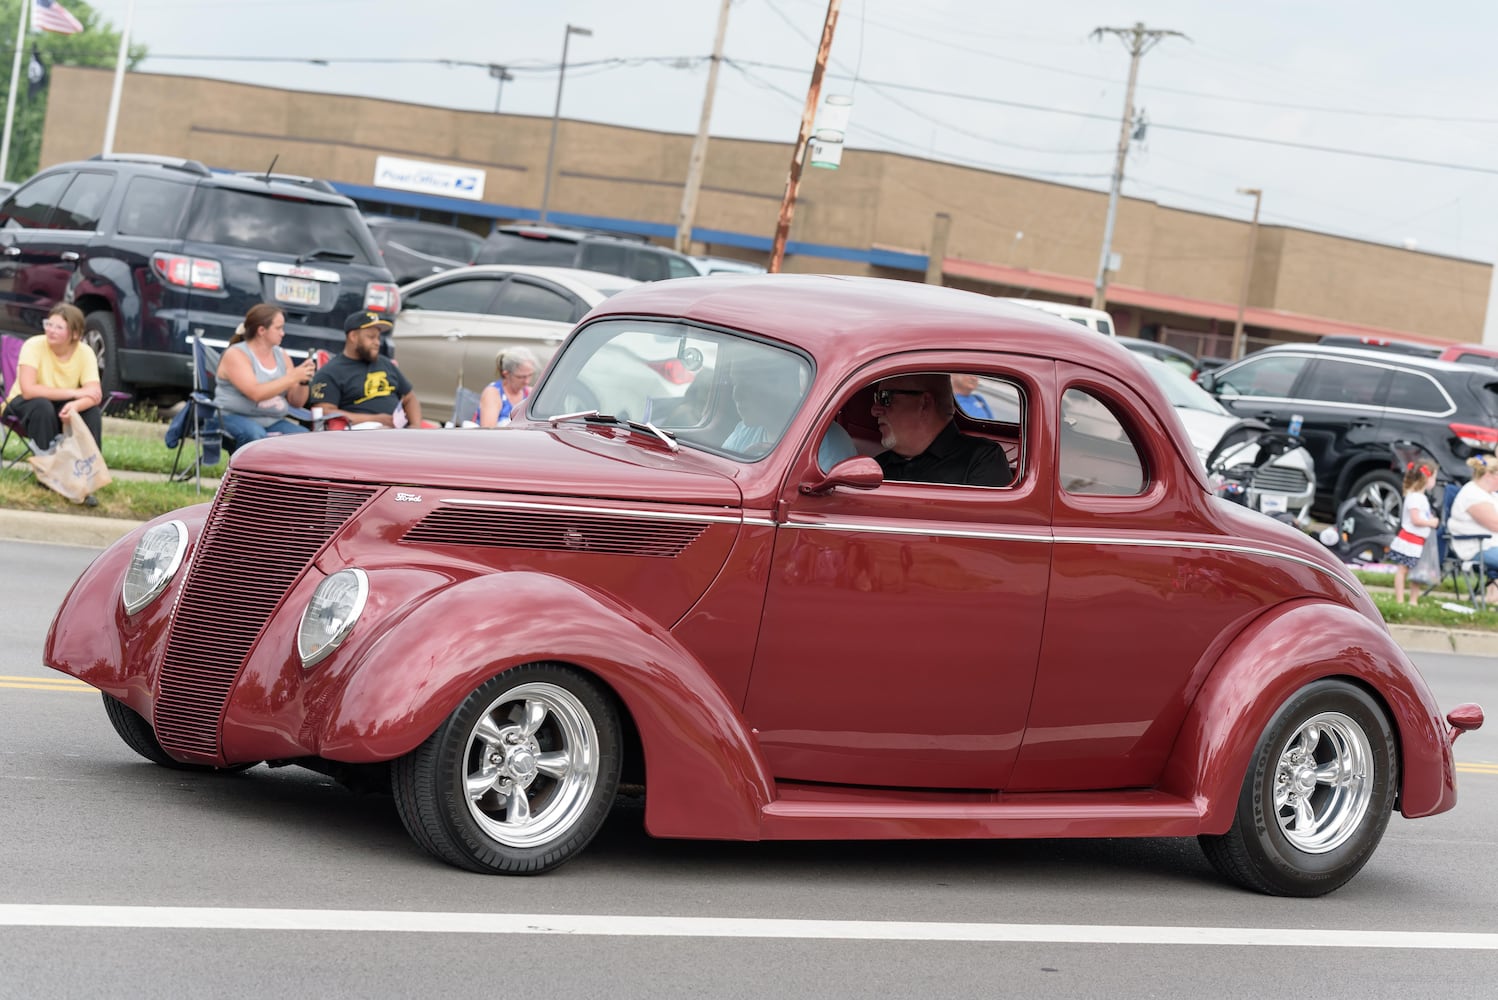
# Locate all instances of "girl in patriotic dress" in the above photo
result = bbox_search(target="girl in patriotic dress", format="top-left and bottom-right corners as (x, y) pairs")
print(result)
(1389, 463), (1438, 605)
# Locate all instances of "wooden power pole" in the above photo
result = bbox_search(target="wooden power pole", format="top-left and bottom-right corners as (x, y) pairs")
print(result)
(768, 0), (841, 274)
(675, 0), (733, 254)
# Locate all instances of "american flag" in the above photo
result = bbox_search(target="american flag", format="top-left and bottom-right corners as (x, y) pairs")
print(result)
(33, 0), (83, 35)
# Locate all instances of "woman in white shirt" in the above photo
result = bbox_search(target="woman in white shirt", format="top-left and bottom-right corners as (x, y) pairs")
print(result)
(1446, 453), (1498, 597)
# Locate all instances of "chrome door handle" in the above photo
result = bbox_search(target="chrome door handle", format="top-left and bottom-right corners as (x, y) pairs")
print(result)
(3, 246), (18, 256)
(60, 251), (80, 262)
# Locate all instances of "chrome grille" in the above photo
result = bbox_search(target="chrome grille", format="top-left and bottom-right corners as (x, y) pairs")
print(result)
(403, 505), (706, 557)
(154, 472), (376, 760)
(1250, 466), (1312, 493)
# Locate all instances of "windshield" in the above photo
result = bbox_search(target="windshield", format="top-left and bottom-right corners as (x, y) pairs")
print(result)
(1142, 357), (1229, 415)
(529, 320), (812, 459)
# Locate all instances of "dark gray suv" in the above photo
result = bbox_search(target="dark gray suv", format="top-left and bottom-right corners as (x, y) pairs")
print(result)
(473, 224), (701, 282)
(0, 153), (399, 398)
(1199, 344), (1498, 523)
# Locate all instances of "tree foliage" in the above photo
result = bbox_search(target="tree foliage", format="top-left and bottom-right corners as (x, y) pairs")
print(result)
(0, 0), (148, 181)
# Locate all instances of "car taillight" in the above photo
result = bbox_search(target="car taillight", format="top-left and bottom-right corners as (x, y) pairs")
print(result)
(364, 282), (400, 314)
(1451, 423), (1498, 449)
(150, 252), (224, 291)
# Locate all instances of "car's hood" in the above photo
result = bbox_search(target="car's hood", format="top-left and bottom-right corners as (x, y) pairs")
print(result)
(228, 425), (743, 506)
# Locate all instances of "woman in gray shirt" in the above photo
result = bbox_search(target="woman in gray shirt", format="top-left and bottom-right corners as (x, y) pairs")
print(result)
(213, 303), (317, 443)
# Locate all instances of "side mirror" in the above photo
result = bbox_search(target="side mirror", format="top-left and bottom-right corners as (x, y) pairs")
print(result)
(1195, 370), (1217, 393)
(800, 456), (884, 495)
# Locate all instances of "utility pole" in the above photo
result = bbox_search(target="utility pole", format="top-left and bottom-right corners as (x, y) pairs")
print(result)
(1230, 187), (1263, 360)
(675, 0), (732, 254)
(1090, 22), (1185, 310)
(488, 64), (514, 113)
(768, 0), (841, 274)
(539, 24), (592, 224)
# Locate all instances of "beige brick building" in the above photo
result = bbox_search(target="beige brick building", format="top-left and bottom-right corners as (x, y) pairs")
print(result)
(38, 66), (1492, 358)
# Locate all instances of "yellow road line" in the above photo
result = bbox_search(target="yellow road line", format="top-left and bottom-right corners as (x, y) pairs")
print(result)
(0, 682), (94, 692)
(0, 674), (90, 685)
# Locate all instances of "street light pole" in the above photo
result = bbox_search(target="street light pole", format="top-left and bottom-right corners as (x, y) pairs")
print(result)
(768, 0), (841, 274)
(1230, 187), (1263, 361)
(488, 64), (514, 113)
(539, 24), (592, 224)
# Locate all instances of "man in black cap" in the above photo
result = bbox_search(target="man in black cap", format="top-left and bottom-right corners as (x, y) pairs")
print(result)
(308, 311), (422, 429)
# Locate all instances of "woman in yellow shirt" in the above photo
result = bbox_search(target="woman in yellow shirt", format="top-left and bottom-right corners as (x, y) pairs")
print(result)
(3, 303), (103, 449)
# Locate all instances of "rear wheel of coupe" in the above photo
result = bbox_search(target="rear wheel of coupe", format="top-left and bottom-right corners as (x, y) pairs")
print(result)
(391, 663), (622, 875)
(101, 694), (256, 772)
(1199, 680), (1396, 896)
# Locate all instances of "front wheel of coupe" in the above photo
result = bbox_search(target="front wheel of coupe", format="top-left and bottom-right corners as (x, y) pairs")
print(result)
(392, 663), (623, 875)
(101, 694), (257, 772)
(1199, 679), (1397, 897)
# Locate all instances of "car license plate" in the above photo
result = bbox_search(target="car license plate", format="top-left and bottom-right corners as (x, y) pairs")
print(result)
(275, 276), (320, 306)
(1260, 494), (1288, 513)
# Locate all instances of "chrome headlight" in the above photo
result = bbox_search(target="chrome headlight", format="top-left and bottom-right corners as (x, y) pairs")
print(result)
(297, 568), (369, 668)
(121, 520), (188, 615)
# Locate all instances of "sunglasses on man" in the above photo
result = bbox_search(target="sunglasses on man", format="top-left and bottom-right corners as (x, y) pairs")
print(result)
(871, 387), (926, 407)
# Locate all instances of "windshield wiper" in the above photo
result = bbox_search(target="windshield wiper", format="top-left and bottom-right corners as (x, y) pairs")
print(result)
(296, 248), (356, 264)
(548, 410), (679, 453)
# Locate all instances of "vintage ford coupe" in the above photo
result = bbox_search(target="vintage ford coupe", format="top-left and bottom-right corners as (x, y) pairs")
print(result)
(46, 275), (1482, 895)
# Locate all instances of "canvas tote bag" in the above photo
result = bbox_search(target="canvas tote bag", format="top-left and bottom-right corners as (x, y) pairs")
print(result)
(29, 410), (112, 503)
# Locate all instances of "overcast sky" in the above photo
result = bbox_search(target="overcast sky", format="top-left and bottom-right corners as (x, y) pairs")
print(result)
(74, 0), (1498, 326)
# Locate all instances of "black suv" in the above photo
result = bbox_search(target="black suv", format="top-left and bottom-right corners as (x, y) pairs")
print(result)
(0, 153), (399, 398)
(473, 224), (701, 282)
(364, 216), (483, 285)
(1199, 344), (1498, 523)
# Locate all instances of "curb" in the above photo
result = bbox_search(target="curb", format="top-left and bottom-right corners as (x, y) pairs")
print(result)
(2, 506), (1495, 657)
(0, 507), (142, 548)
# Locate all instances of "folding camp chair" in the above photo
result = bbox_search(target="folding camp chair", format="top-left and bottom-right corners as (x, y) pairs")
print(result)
(164, 335), (229, 493)
(450, 385), (483, 428)
(0, 334), (31, 471)
(1421, 481), (1498, 609)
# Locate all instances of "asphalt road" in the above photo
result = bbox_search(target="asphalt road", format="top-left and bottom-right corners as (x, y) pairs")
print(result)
(2, 539), (1495, 1000)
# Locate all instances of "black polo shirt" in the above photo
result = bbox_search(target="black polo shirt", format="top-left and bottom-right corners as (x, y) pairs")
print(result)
(876, 421), (1012, 487)
(309, 354), (413, 416)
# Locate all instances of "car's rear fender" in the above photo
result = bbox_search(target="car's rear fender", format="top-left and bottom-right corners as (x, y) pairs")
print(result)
(316, 570), (774, 840)
(1159, 599), (1455, 831)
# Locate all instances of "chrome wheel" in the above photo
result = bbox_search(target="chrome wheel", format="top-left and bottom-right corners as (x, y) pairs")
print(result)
(463, 682), (599, 849)
(392, 663), (622, 875)
(1351, 472), (1401, 532)
(1271, 712), (1372, 854)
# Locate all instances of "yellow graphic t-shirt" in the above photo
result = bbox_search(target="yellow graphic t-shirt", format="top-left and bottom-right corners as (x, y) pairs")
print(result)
(6, 335), (100, 404)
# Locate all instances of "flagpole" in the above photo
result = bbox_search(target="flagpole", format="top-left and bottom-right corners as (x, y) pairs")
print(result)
(0, 0), (29, 181)
(101, 0), (131, 155)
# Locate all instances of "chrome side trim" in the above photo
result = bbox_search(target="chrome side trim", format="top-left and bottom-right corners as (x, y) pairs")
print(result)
(439, 497), (745, 525)
(257, 261), (342, 282)
(786, 519), (1047, 544)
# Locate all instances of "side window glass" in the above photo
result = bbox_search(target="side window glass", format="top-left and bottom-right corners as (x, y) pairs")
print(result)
(667, 255), (699, 279)
(402, 278), (503, 314)
(628, 250), (670, 282)
(0, 172), (70, 229)
(578, 242), (627, 276)
(1059, 388), (1145, 496)
(1213, 355), (1308, 398)
(1385, 371), (1449, 412)
(493, 280), (576, 323)
(859, 372), (1018, 488)
(117, 176), (191, 238)
(53, 172), (115, 231)
(1297, 360), (1387, 406)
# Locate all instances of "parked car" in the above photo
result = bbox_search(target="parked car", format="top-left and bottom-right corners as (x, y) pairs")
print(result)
(690, 255), (766, 275)
(473, 224), (701, 282)
(0, 154), (398, 398)
(999, 297), (1115, 335)
(392, 265), (638, 423)
(1199, 344), (1498, 524)
(1117, 336), (1203, 378)
(1137, 355), (1315, 522)
(49, 276), (1484, 894)
(363, 216), (483, 285)
(1317, 333), (1498, 370)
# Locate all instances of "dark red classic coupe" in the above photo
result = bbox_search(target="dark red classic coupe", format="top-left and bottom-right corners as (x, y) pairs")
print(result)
(46, 275), (1482, 896)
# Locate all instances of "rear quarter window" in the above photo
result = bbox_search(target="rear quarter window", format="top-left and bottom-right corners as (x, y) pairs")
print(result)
(1383, 370), (1449, 412)
(1059, 388), (1145, 495)
(116, 176), (192, 238)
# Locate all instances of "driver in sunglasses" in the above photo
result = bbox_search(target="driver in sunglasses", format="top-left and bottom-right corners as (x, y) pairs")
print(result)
(870, 374), (1011, 488)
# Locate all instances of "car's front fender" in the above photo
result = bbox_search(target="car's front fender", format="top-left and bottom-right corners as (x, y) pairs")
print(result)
(1160, 600), (1455, 831)
(315, 570), (775, 841)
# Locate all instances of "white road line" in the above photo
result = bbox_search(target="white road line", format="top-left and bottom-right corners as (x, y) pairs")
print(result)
(0, 906), (1494, 949)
